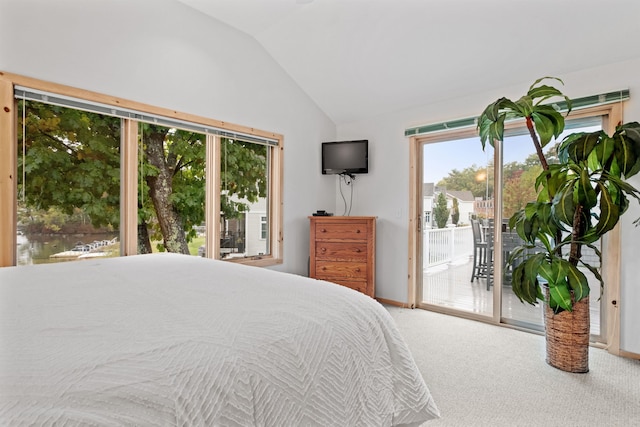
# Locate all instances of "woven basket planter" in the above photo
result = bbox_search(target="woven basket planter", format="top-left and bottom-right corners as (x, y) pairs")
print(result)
(543, 292), (590, 373)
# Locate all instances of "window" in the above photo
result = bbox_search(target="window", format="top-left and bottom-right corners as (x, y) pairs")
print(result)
(16, 100), (122, 265)
(260, 216), (268, 240)
(0, 73), (283, 267)
(220, 138), (270, 259)
(137, 124), (206, 256)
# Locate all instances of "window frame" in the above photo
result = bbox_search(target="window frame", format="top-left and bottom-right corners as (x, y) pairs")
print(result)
(0, 71), (283, 267)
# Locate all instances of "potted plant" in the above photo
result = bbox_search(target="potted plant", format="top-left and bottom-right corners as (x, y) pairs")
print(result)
(477, 77), (640, 372)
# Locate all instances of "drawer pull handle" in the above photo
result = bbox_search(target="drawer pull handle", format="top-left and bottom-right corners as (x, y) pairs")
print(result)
(321, 247), (326, 252)
(356, 229), (361, 233)
(321, 228), (327, 233)
(322, 267), (327, 271)
(355, 268), (361, 272)
(355, 248), (361, 253)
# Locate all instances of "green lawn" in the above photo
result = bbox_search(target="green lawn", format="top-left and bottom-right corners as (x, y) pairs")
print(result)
(188, 236), (205, 256)
(150, 236), (205, 256)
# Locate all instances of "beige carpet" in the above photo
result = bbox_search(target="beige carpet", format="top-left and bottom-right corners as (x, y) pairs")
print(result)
(386, 306), (640, 427)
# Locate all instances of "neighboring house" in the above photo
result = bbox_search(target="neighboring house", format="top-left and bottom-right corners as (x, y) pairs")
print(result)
(240, 197), (268, 257)
(423, 183), (475, 228)
(474, 197), (494, 219)
(220, 195), (268, 258)
(199, 196), (268, 259)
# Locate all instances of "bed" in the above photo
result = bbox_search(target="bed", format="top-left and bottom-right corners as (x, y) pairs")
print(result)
(0, 253), (439, 426)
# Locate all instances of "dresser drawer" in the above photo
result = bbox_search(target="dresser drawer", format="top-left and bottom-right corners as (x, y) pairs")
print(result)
(329, 279), (368, 294)
(314, 242), (368, 261)
(314, 222), (369, 240)
(314, 261), (368, 280)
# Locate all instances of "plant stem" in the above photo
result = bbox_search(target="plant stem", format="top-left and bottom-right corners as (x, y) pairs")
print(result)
(525, 116), (563, 255)
(526, 116), (549, 171)
(569, 204), (584, 266)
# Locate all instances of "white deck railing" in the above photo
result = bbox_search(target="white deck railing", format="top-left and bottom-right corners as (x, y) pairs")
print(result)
(423, 225), (473, 269)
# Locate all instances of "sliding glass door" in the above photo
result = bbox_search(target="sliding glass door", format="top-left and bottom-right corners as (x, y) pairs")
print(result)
(415, 113), (609, 340)
(500, 121), (604, 334)
(420, 136), (494, 318)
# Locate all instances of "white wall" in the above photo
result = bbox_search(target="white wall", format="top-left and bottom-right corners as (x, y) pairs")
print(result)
(0, 0), (336, 276)
(338, 59), (640, 354)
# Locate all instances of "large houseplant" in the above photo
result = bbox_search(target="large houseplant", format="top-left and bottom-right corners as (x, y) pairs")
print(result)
(477, 77), (640, 372)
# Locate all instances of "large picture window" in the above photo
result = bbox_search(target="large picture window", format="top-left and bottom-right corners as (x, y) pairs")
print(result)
(0, 72), (283, 267)
(17, 100), (122, 265)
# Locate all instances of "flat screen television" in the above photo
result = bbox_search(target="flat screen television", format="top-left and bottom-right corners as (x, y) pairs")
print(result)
(321, 140), (369, 175)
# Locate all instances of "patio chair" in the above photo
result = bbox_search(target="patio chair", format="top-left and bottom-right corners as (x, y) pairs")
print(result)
(483, 223), (494, 290)
(470, 219), (494, 290)
(470, 219), (487, 282)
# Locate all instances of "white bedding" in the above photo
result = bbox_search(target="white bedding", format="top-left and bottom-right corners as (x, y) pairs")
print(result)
(0, 253), (439, 426)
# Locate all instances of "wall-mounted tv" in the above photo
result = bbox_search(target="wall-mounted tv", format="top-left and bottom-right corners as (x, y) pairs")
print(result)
(321, 139), (369, 175)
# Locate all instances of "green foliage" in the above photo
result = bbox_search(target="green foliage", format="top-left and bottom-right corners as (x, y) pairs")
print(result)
(19, 101), (267, 254)
(503, 166), (543, 219)
(18, 101), (121, 229)
(480, 78), (640, 313)
(437, 164), (493, 199)
(478, 77), (572, 150)
(434, 192), (450, 228)
(220, 138), (268, 219)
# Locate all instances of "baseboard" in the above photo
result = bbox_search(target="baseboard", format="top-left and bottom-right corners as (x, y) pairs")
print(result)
(619, 349), (640, 360)
(376, 297), (412, 308)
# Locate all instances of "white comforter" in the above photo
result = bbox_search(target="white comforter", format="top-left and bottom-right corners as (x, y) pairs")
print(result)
(0, 253), (439, 426)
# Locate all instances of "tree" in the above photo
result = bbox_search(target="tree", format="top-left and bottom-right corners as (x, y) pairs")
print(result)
(502, 165), (543, 218)
(450, 197), (460, 225)
(18, 101), (121, 230)
(18, 100), (267, 255)
(437, 164), (494, 199)
(433, 192), (449, 228)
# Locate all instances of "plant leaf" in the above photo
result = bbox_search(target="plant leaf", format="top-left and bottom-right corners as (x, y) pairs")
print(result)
(566, 262), (589, 301)
(594, 181), (620, 235)
(548, 280), (573, 313)
(558, 131), (602, 163)
(595, 133), (615, 169)
(532, 105), (565, 146)
(511, 262), (539, 305)
(614, 132), (638, 176)
(552, 186), (575, 226)
(617, 122), (640, 177)
(531, 112), (554, 147)
(577, 168), (597, 209)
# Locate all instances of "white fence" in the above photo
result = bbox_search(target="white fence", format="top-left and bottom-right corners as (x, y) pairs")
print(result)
(423, 225), (473, 269)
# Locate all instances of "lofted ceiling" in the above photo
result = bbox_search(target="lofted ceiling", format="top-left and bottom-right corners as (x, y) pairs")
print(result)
(177, 0), (640, 125)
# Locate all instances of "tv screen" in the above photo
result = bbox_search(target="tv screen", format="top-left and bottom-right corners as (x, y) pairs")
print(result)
(322, 140), (368, 175)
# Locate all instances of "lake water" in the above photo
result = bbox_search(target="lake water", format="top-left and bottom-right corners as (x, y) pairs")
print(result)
(17, 233), (119, 265)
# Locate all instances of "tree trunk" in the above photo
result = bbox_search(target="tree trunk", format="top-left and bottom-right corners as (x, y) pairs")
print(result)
(144, 128), (190, 254)
(137, 216), (153, 254)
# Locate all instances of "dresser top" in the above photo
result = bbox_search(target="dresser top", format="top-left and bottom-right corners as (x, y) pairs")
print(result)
(308, 216), (376, 220)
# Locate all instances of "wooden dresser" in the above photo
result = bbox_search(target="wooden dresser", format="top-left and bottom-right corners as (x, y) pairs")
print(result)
(309, 216), (376, 297)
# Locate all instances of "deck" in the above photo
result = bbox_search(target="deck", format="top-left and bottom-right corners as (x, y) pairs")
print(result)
(421, 256), (601, 335)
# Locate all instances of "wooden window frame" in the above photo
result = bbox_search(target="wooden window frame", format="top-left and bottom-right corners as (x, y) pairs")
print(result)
(0, 71), (283, 267)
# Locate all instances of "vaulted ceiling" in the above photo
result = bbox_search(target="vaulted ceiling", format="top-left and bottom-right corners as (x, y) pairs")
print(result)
(178, 0), (640, 125)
